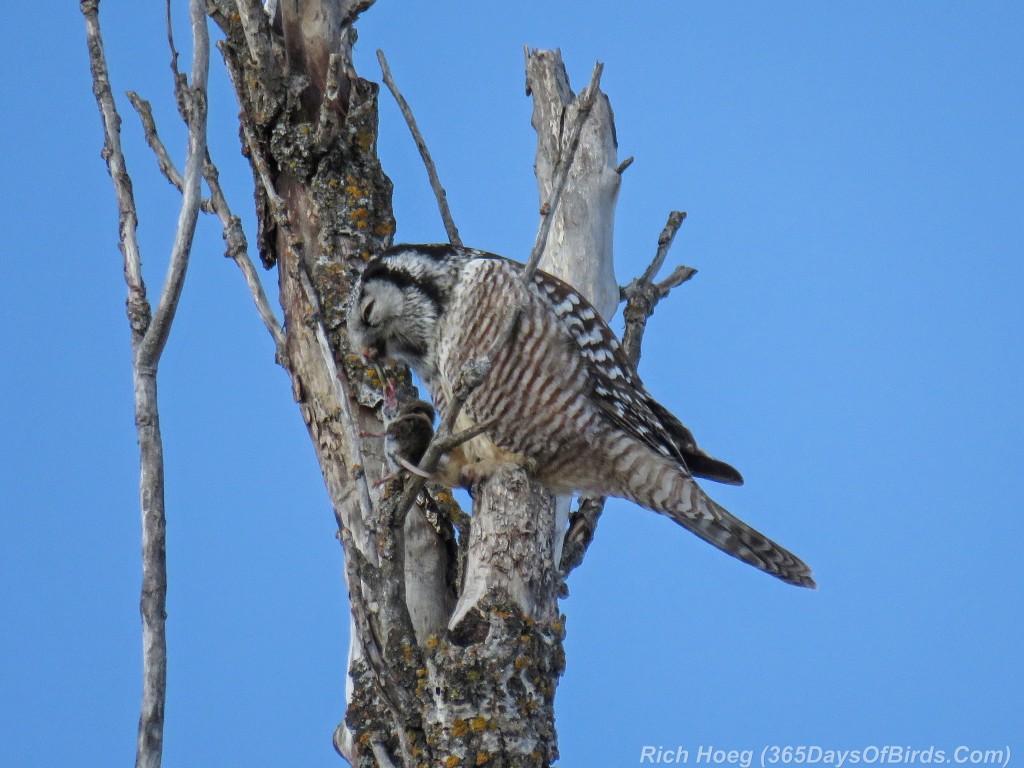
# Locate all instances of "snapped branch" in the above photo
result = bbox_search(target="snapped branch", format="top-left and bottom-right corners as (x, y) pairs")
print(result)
(524, 61), (604, 281)
(620, 210), (695, 365)
(377, 49), (462, 247)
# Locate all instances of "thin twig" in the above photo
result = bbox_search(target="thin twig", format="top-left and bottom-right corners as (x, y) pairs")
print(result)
(655, 264), (698, 297)
(204, 160), (287, 353)
(126, 92), (213, 210)
(620, 211), (694, 363)
(81, 0), (147, 338)
(639, 210), (686, 285)
(136, 0), (209, 368)
(432, 416), (498, 454)
(126, 90), (285, 355)
(172, 33), (283, 352)
(491, 62), (604, 356)
(485, 62), (603, 375)
(164, 0), (189, 121)
(376, 49), (462, 247)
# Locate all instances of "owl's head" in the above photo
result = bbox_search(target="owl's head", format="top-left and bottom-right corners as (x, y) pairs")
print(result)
(347, 244), (461, 382)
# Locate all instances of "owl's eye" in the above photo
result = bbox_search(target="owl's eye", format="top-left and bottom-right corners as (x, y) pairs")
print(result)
(361, 298), (376, 326)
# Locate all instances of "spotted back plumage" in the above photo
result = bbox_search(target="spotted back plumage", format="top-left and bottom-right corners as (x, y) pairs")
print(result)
(348, 244), (815, 588)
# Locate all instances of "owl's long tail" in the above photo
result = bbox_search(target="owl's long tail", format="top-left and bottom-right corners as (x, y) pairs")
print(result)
(620, 453), (816, 588)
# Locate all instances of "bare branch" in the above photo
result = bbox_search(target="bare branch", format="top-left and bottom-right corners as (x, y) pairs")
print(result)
(126, 92), (181, 187)
(126, 92), (213, 209)
(164, 0), (190, 121)
(615, 155), (635, 174)
(125, 89), (285, 356)
(557, 495), (605, 580)
(82, 3), (212, 766)
(620, 210), (694, 364)
(204, 159), (287, 354)
(639, 209), (686, 285)
(81, 7), (169, 768)
(655, 263), (697, 297)
(81, 0), (147, 341)
(136, 0), (209, 368)
(376, 49), (462, 246)
(432, 416), (498, 454)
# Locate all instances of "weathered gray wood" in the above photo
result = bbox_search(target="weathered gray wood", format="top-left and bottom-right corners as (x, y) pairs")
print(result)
(82, 1), (209, 767)
(528, 49), (621, 321)
(526, 48), (622, 571)
(449, 467), (558, 629)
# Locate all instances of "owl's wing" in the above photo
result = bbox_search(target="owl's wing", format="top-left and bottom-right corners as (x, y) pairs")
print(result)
(526, 265), (744, 486)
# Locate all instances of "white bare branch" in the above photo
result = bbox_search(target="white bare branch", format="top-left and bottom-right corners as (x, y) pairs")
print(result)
(136, 0), (209, 368)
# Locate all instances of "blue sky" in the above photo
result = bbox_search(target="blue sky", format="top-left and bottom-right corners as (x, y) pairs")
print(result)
(1, 1), (1021, 766)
